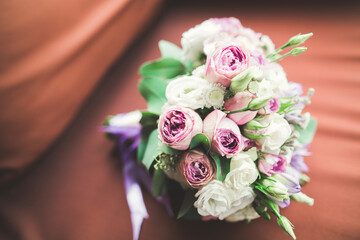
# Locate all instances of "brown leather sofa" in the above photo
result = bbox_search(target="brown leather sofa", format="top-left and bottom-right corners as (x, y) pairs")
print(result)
(0, 0), (359, 239)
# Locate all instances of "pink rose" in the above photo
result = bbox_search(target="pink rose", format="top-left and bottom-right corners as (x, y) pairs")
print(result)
(258, 154), (287, 176)
(178, 150), (216, 189)
(203, 109), (244, 158)
(258, 98), (280, 115)
(205, 45), (250, 87)
(158, 106), (202, 150)
(224, 91), (257, 125)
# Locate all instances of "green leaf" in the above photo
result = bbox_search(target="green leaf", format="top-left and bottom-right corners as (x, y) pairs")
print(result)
(177, 190), (197, 219)
(212, 154), (231, 181)
(159, 143), (181, 155)
(152, 169), (167, 197)
(137, 126), (151, 163)
(138, 77), (167, 114)
(159, 40), (182, 61)
(139, 58), (186, 79)
(142, 129), (161, 169)
(189, 133), (211, 152)
(296, 117), (317, 145)
(140, 111), (159, 127)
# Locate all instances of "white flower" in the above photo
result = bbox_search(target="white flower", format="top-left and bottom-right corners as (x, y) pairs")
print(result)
(225, 204), (260, 222)
(194, 180), (255, 220)
(225, 148), (259, 189)
(203, 32), (238, 56)
(165, 76), (208, 109)
(257, 113), (292, 155)
(261, 63), (289, 94)
(194, 180), (233, 218)
(282, 146), (294, 164)
(192, 65), (206, 78)
(257, 79), (274, 99)
(181, 20), (222, 63)
(109, 111), (141, 127)
(259, 35), (275, 54)
(203, 84), (225, 109)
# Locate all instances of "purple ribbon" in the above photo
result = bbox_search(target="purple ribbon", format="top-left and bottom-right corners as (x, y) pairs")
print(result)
(101, 124), (172, 240)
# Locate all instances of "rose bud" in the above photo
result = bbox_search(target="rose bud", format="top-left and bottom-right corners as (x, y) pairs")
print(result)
(205, 45), (249, 87)
(224, 91), (257, 125)
(203, 109), (244, 158)
(178, 150), (216, 188)
(258, 98), (280, 115)
(258, 154), (287, 176)
(158, 106), (202, 150)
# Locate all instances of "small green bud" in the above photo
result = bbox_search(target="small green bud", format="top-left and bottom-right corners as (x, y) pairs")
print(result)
(230, 66), (262, 93)
(290, 47), (307, 56)
(259, 177), (290, 202)
(277, 215), (296, 239)
(244, 120), (266, 131)
(287, 33), (313, 47)
(300, 174), (310, 186)
(248, 81), (259, 94)
(290, 192), (314, 206)
(248, 97), (272, 111)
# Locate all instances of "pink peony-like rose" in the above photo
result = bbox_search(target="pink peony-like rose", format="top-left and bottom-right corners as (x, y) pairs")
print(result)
(205, 45), (250, 87)
(258, 154), (287, 176)
(203, 109), (244, 158)
(178, 150), (216, 188)
(158, 106), (202, 150)
(224, 91), (257, 125)
(258, 98), (280, 115)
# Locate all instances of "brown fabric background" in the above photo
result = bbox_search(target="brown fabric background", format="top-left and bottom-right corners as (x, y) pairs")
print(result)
(0, 0), (162, 180)
(0, 1), (360, 240)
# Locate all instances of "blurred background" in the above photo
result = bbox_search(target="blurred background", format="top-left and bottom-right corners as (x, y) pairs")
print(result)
(0, 0), (359, 239)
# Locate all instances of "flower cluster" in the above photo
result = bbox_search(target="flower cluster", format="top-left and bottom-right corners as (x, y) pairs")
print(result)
(105, 17), (316, 239)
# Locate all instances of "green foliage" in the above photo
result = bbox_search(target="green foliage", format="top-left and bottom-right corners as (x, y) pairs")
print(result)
(142, 129), (162, 169)
(212, 154), (231, 181)
(140, 111), (159, 127)
(177, 189), (197, 219)
(158, 40), (182, 61)
(152, 169), (167, 197)
(139, 58), (186, 80)
(154, 152), (181, 171)
(296, 117), (317, 145)
(138, 77), (167, 114)
(189, 133), (211, 153)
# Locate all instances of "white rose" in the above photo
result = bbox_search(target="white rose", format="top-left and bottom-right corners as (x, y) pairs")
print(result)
(181, 20), (222, 63)
(194, 180), (233, 218)
(221, 186), (256, 220)
(257, 113), (292, 155)
(225, 204), (260, 222)
(166, 76), (208, 109)
(225, 148), (259, 189)
(194, 180), (255, 220)
(109, 111), (141, 127)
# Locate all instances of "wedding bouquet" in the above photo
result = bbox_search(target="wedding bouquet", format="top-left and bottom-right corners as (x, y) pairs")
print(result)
(103, 17), (316, 240)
